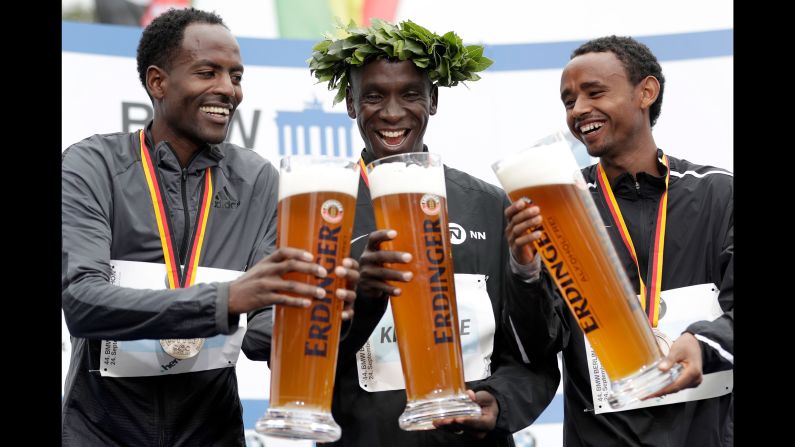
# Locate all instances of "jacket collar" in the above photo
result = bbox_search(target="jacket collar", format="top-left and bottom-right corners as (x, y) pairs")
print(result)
(608, 148), (669, 198)
(143, 121), (224, 173)
(359, 145), (430, 166)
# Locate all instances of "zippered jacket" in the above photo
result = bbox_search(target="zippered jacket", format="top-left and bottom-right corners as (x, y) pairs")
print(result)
(245, 147), (561, 446)
(62, 124), (279, 446)
(505, 150), (734, 447)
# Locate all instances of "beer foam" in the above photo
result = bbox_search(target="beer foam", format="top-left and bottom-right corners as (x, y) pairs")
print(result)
(493, 140), (582, 191)
(368, 162), (447, 199)
(278, 164), (360, 200)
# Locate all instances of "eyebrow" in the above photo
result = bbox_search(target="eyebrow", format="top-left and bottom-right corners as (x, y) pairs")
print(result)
(193, 59), (244, 72)
(560, 80), (605, 100)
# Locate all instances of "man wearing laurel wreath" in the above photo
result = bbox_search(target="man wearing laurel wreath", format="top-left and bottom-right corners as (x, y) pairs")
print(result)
(249, 19), (561, 447)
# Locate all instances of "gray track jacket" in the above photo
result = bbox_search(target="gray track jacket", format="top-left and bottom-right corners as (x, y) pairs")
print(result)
(62, 124), (278, 446)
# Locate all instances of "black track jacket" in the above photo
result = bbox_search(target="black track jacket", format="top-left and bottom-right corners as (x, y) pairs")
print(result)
(505, 150), (734, 447)
(244, 147), (561, 447)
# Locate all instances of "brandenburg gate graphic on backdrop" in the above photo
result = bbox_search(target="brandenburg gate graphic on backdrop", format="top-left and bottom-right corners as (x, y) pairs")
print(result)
(275, 98), (355, 157)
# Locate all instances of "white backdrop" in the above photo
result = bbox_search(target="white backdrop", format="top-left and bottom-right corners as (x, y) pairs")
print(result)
(62, 3), (732, 445)
(61, 53), (733, 185)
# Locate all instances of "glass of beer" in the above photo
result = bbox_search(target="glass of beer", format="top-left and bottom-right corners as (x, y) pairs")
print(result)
(366, 152), (481, 430)
(491, 134), (681, 409)
(255, 155), (359, 441)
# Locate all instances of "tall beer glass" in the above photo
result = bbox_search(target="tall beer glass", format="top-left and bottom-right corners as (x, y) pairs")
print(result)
(492, 134), (681, 409)
(366, 152), (481, 430)
(255, 155), (359, 441)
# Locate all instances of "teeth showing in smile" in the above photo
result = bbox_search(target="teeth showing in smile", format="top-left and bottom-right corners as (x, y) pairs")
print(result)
(378, 129), (408, 146)
(580, 122), (603, 134)
(380, 130), (406, 138)
(200, 106), (230, 116)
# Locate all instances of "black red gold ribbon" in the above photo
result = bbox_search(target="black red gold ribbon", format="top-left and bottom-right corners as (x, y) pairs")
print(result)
(596, 154), (669, 327)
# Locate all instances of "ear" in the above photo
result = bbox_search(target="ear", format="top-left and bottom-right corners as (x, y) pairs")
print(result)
(146, 65), (168, 100)
(429, 84), (438, 116)
(638, 75), (660, 111)
(346, 86), (356, 119)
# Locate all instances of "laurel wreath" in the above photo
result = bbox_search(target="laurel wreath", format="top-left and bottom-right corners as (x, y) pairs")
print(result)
(308, 19), (494, 104)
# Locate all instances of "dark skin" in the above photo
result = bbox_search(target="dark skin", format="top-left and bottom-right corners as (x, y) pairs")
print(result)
(506, 51), (702, 398)
(144, 23), (359, 318)
(346, 59), (497, 438)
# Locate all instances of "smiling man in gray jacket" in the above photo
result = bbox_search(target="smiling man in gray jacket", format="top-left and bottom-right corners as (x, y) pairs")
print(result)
(61, 8), (358, 446)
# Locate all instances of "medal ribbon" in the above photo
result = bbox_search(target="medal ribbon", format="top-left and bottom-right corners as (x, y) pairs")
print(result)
(595, 154), (669, 327)
(138, 129), (213, 289)
(358, 157), (370, 188)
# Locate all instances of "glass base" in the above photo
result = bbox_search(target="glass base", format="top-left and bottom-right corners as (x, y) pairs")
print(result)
(398, 393), (482, 431)
(607, 359), (683, 409)
(254, 407), (341, 442)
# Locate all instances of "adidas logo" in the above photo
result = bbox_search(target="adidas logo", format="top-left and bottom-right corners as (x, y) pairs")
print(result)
(213, 186), (241, 209)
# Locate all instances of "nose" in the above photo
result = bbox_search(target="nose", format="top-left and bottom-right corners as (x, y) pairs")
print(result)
(379, 95), (406, 122)
(213, 73), (237, 100)
(571, 96), (591, 120)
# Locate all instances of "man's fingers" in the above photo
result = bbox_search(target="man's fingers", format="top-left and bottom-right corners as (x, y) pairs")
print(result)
(361, 265), (413, 283)
(261, 278), (327, 299)
(504, 198), (528, 220)
(359, 281), (403, 297)
(266, 247), (314, 263)
(366, 229), (397, 249)
(506, 201), (541, 223)
(268, 294), (312, 308)
(644, 363), (701, 399)
(512, 214), (542, 236)
(514, 231), (543, 247)
(361, 250), (412, 267)
(335, 287), (356, 304)
(341, 257), (360, 271)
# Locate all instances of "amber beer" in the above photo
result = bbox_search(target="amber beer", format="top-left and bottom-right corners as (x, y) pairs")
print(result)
(255, 156), (359, 442)
(367, 152), (480, 430)
(492, 136), (680, 409)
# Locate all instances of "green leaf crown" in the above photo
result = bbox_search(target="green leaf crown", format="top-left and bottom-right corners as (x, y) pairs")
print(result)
(308, 19), (494, 104)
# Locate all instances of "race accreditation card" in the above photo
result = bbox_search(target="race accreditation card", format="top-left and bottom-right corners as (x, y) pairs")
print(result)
(98, 260), (246, 377)
(356, 274), (495, 392)
(586, 283), (733, 413)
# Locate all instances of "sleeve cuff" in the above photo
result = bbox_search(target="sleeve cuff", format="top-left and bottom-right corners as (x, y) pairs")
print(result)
(470, 383), (511, 433)
(214, 281), (240, 335)
(509, 251), (542, 283)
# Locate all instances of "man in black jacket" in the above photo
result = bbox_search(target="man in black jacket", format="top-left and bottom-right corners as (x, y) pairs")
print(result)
(323, 20), (561, 447)
(244, 19), (561, 447)
(504, 35), (733, 446)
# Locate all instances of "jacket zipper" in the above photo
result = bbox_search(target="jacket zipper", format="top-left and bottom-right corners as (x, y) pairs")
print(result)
(157, 382), (165, 446)
(635, 179), (646, 277)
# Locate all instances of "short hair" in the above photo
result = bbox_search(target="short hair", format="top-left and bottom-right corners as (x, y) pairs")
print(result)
(571, 36), (665, 127)
(136, 7), (227, 90)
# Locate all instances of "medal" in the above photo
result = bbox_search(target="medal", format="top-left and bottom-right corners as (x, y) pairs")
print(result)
(139, 129), (214, 360)
(160, 338), (205, 359)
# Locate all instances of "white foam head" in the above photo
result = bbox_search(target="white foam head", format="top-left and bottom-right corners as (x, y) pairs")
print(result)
(278, 158), (360, 200)
(368, 161), (447, 199)
(493, 140), (582, 193)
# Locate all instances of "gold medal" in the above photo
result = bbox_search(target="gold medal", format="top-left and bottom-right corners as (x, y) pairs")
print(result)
(160, 338), (205, 359)
(653, 328), (673, 356)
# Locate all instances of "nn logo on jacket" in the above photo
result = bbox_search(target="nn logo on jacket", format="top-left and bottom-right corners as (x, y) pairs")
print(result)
(213, 187), (240, 209)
